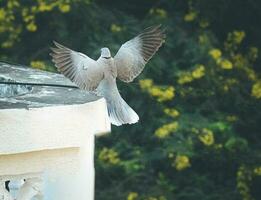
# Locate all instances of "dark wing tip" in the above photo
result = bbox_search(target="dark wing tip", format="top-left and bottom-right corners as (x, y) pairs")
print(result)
(50, 47), (58, 52)
(142, 24), (165, 33)
(49, 52), (55, 57)
(52, 41), (60, 49)
(143, 24), (162, 32)
(138, 25), (166, 62)
(53, 41), (70, 50)
(140, 25), (166, 42)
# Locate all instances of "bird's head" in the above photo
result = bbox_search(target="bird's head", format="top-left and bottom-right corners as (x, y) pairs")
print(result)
(101, 47), (111, 59)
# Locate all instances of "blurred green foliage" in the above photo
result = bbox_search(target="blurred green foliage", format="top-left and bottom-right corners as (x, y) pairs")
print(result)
(1, 0), (261, 200)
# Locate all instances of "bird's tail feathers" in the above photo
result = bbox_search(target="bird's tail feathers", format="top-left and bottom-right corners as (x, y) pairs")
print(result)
(96, 78), (139, 126)
(107, 94), (139, 126)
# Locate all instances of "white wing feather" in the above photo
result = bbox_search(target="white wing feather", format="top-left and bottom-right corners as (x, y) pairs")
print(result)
(114, 25), (165, 82)
(50, 41), (104, 91)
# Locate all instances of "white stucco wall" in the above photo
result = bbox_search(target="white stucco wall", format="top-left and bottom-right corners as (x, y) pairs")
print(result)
(0, 98), (110, 200)
(0, 98), (110, 155)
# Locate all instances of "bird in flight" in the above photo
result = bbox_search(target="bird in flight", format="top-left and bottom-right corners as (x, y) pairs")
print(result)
(50, 25), (165, 126)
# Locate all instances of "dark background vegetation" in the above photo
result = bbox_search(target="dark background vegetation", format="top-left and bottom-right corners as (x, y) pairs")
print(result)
(1, 0), (261, 199)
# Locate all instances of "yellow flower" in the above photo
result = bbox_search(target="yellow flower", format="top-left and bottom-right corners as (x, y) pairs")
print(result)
(233, 31), (245, 44)
(178, 73), (193, 84)
(150, 8), (167, 18)
(191, 127), (199, 134)
(225, 31), (246, 51)
(23, 15), (35, 23)
(174, 155), (190, 171)
(198, 128), (214, 146)
(150, 86), (175, 102)
(184, 11), (197, 22)
(192, 65), (205, 79)
(232, 53), (257, 80)
(155, 121), (178, 138)
(232, 54), (247, 68)
(31, 6), (38, 13)
(26, 22), (37, 32)
(127, 192), (138, 200)
(253, 167), (261, 176)
(0, 9), (6, 21)
(150, 87), (162, 96)
(110, 24), (122, 33)
(139, 79), (153, 90)
(161, 86), (175, 101)
(220, 59), (233, 69)
(178, 65), (205, 84)
(209, 49), (222, 60)
(199, 19), (209, 28)
(59, 4), (71, 13)
(30, 60), (45, 70)
(38, 2), (53, 12)
(245, 68), (257, 81)
(198, 34), (208, 44)
(226, 115), (238, 122)
(237, 166), (254, 200)
(98, 147), (120, 165)
(223, 85), (229, 92)
(164, 108), (180, 118)
(1, 41), (13, 48)
(251, 81), (261, 99)
(228, 31), (245, 44)
(7, 0), (20, 9)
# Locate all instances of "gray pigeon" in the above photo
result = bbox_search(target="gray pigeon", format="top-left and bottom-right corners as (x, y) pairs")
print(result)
(50, 25), (165, 126)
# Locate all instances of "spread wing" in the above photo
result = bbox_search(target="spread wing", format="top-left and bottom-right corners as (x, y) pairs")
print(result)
(114, 25), (166, 82)
(50, 41), (104, 91)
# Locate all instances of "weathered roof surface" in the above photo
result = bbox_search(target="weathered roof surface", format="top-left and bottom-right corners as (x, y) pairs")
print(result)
(0, 62), (100, 109)
(0, 62), (111, 155)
